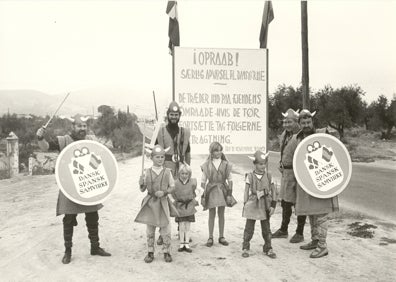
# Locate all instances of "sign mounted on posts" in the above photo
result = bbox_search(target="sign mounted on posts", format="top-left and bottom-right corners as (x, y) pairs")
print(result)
(174, 47), (268, 154)
(55, 140), (118, 205)
(293, 133), (352, 198)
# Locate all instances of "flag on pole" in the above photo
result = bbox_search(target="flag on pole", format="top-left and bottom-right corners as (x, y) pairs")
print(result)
(259, 1), (274, 48)
(166, 1), (180, 54)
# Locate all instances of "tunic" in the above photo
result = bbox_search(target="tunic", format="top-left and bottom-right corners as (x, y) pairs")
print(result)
(157, 125), (191, 175)
(200, 159), (233, 210)
(55, 134), (103, 216)
(134, 167), (178, 227)
(172, 178), (198, 222)
(243, 172), (276, 220)
(279, 129), (299, 203)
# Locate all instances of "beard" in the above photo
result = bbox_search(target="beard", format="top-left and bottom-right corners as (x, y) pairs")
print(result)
(73, 130), (87, 140)
(302, 127), (314, 135)
(168, 117), (180, 125)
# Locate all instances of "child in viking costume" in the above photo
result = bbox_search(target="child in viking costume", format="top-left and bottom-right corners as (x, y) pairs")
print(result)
(135, 144), (177, 263)
(201, 142), (236, 247)
(242, 151), (277, 258)
(36, 114), (111, 264)
(172, 164), (199, 253)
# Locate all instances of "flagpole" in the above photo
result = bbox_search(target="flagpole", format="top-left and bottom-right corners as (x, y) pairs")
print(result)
(167, 0), (179, 101)
(301, 1), (310, 109)
(266, 49), (269, 154)
(172, 48), (176, 101)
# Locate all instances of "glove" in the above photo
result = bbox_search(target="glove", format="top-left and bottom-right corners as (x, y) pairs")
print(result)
(139, 175), (145, 186)
(154, 191), (165, 198)
(36, 127), (46, 139)
(268, 207), (275, 216)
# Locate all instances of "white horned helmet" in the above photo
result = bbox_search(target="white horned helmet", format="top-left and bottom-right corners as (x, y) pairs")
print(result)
(60, 114), (91, 124)
(281, 108), (300, 120)
(144, 144), (171, 156)
(248, 150), (270, 163)
(298, 109), (317, 121)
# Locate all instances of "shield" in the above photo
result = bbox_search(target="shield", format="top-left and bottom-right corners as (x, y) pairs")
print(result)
(293, 133), (352, 198)
(55, 140), (118, 205)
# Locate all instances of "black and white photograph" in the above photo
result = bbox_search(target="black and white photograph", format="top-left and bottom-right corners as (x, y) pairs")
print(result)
(0, 0), (395, 281)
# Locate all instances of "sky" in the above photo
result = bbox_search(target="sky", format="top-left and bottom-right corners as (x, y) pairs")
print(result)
(0, 0), (395, 109)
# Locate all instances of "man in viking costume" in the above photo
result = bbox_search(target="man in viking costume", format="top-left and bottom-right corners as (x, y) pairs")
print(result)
(272, 109), (307, 243)
(155, 101), (191, 245)
(156, 101), (191, 177)
(288, 109), (339, 258)
(36, 114), (111, 264)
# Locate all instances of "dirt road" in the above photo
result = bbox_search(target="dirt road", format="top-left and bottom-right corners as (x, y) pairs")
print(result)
(0, 155), (395, 281)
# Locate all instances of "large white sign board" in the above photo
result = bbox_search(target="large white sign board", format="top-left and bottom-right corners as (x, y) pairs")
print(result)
(174, 47), (268, 154)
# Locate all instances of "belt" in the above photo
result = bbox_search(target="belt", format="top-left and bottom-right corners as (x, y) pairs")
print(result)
(177, 199), (193, 209)
(282, 165), (293, 169)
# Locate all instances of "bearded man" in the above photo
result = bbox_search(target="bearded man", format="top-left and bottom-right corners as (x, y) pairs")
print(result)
(36, 114), (111, 264)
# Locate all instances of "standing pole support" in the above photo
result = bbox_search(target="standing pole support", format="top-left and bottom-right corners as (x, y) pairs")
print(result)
(301, 1), (310, 109)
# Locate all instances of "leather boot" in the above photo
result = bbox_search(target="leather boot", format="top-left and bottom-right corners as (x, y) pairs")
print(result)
(144, 252), (154, 263)
(87, 225), (111, 256)
(164, 253), (172, 263)
(300, 240), (319, 250)
(91, 247), (111, 256)
(62, 247), (72, 264)
(62, 225), (73, 264)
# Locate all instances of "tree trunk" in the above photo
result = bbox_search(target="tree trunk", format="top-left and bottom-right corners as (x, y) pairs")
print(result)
(338, 125), (344, 141)
(385, 124), (394, 139)
(364, 117), (369, 130)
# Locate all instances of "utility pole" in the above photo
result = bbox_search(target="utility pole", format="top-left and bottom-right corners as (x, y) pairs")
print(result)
(301, 1), (310, 109)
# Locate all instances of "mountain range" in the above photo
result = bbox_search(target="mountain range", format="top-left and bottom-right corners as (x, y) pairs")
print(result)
(0, 88), (164, 118)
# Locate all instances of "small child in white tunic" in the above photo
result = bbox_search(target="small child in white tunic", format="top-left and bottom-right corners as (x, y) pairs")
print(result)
(172, 164), (200, 253)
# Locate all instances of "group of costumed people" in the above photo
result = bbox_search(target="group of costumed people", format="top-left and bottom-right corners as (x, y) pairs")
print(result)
(36, 101), (338, 265)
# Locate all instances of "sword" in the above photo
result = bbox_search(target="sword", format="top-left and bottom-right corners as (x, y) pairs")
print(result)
(43, 92), (71, 129)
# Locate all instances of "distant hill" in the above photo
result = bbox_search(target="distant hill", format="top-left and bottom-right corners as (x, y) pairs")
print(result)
(0, 90), (58, 116)
(0, 88), (161, 117)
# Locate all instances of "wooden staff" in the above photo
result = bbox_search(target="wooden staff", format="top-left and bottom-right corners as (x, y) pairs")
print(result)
(149, 92), (165, 148)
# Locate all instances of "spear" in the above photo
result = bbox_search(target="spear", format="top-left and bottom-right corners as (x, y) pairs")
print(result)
(141, 120), (146, 176)
(149, 91), (165, 148)
(43, 92), (71, 129)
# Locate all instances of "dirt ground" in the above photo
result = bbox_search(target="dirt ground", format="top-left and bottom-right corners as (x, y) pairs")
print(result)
(0, 155), (395, 282)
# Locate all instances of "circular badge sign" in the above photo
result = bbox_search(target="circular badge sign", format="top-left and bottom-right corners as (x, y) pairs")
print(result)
(55, 140), (118, 205)
(293, 133), (352, 198)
